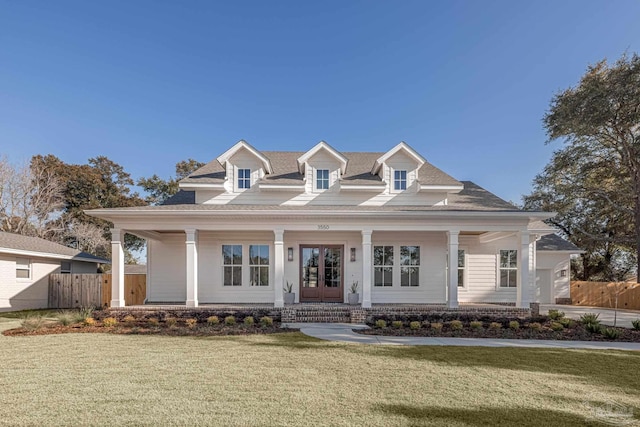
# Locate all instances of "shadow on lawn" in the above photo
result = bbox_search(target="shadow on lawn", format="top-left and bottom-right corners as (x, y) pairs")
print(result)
(195, 331), (324, 350)
(374, 403), (609, 427)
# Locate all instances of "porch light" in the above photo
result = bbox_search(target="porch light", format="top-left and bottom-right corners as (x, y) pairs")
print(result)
(560, 269), (567, 277)
(350, 247), (356, 262)
(288, 247), (294, 262)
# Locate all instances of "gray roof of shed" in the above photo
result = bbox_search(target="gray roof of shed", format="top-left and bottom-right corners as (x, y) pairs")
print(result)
(537, 234), (582, 252)
(0, 231), (110, 263)
(180, 151), (462, 187)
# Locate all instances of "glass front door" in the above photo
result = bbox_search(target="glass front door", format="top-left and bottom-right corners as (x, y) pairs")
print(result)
(300, 245), (343, 302)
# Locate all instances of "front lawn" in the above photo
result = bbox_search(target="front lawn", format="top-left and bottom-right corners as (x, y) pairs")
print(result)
(0, 318), (638, 426)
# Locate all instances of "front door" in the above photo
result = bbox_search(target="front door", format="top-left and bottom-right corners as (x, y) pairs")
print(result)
(300, 245), (343, 302)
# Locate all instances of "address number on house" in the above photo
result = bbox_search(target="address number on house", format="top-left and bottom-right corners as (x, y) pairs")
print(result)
(317, 225), (330, 230)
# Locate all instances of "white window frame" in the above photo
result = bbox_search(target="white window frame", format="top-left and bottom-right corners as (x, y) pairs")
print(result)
(497, 249), (518, 289)
(315, 168), (330, 191)
(393, 169), (407, 191)
(400, 245), (420, 287)
(16, 257), (31, 280)
(237, 168), (251, 190)
(457, 248), (467, 290)
(373, 245), (394, 287)
(222, 244), (243, 286)
(61, 261), (72, 274)
(249, 244), (270, 287)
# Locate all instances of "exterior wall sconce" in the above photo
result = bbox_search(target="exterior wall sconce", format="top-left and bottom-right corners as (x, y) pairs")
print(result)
(560, 269), (567, 277)
(350, 247), (356, 262)
(288, 247), (294, 262)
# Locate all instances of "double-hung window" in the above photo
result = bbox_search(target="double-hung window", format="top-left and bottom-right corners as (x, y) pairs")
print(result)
(499, 250), (518, 288)
(223, 245), (243, 286)
(316, 169), (329, 190)
(238, 168), (251, 189)
(249, 245), (269, 286)
(394, 170), (407, 190)
(16, 258), (31, 279)
(61, 261), (72, 274)
(457, 249), (465, 287)
(373, 246), (393, 287)
(400, 246), (420, 287)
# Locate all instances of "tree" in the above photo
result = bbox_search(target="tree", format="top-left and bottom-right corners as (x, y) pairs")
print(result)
(137, 159), (204, 205)
(0, 156), (64, 238)
(525, 53), (640, 281)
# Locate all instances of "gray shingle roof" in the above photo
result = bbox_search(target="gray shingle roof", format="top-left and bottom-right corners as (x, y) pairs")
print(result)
(180, 150), (462, 187)
(0, 231), (110, 263)
(537, 234), (582, 252)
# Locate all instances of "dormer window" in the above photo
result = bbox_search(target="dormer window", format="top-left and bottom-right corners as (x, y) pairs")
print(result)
(316, 169), (329, 190)
(238, 168), (251, 189)
(394, 170), (407, 190)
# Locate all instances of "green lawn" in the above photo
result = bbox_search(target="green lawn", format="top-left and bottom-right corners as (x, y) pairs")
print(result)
(0, 318), (638, 426)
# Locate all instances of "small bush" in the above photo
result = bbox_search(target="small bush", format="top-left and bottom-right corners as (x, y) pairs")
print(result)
(391, 320), (403, 329)
(123, 315), (136, 324)
(509, 320), (520, 330)
(375, 320), (387, 328)
(56, 312), (76, 326)
(77, 307), (94, 321)
(470, 321), (483, 330)
(224, 316), (236, 326)
(409, 321), (421, 330)
(602, 328), (620, 339)
(165, 317), (178, 327)
(631, 319), (640, 330)
(207, 316), (220, 325)
(147, 317), (160, 326)
(528, 322), (542, 331)
(21, 316), (44, 331)
(244, 316), (255, 326)
(430, 322), (443, 331)
(548, 309), (564, 320)
(185, 318), (198, 329)
(580, 313), (600, 325)
(260, 316), (273, 327)
(449, 320), (463, 330)
(84, 317), (96, 326)
(585, 323), (601, 334)
(103, 317), (118, 327)
(558, 317), (574, 328)
(489, 322), (502, 330)
(550, 322), (564, 331)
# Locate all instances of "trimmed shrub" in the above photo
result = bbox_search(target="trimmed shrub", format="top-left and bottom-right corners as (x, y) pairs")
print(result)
(123, 315), (136, 324)
(224, 316), (236, 326)
(84, 317), (96, 326)
(470, 321), (483, 330)
(103, 317), (118, 327)
(260, 316), (273, 327)
(148, 317), (160, 326)
(375, 320), (387, 329)
(580, 313), (600, 325)
(558, 317), (574, 328)
(244, 316), (255, 326)
(548, 309), (564, 320)
(509, 320), (520, 330)
(165, 317), (178, 328)
(409, 321), (421, 330)
(489, 322), (502, 330)
(449, 320), (463, 330)
(207, 316), (220, 325)
(185, 318), (198, 329)
(550, 322), (564, 331)
(430, 322), (443, 331)
(602, 328), (620, 339)
(391, 320), (403, 329)
(631, 319), (640, 331)
(528, 322), (542, 331)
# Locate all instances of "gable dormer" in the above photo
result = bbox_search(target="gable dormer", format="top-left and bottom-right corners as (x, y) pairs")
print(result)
(216, 140), (273, 192)
(296, 141), (348, 193)
(372, 142), (426, 193)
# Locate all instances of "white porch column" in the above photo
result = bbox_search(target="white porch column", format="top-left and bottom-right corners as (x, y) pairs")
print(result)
(185, 229), (198, 307)
(447, 231), (459, 308)
(516, 231), (531, 308)
(361, 229), (372, 308)
(274, 229), (285, 308)
(110, 228), (125, 308)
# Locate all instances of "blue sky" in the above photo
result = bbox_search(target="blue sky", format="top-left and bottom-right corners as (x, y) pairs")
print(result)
(2, 0), (639, 203)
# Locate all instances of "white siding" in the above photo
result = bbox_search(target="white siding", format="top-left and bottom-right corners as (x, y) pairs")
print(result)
(147, 235), (187, 302)
(536, 252), (571, 301)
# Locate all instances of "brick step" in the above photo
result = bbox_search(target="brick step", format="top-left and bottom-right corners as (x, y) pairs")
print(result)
(295, 317), (351, 323)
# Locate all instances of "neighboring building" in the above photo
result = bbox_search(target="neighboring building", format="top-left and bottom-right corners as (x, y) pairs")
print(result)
(87, 140), (581, 308)
(124, 264), (147, 275)
(0, 231), (109, 312)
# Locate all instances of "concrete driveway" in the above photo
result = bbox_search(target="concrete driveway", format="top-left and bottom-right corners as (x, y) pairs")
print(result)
(541, 304), (640, 329)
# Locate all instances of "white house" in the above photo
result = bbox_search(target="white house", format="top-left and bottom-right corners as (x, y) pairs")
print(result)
(0, 231), (109, 312)
(87, 140), (580, 309)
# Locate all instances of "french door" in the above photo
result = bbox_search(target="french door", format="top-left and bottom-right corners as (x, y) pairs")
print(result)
(299, 245), (343, 302)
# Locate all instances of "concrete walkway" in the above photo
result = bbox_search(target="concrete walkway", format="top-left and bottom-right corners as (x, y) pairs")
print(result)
(283, 323), (640, 351)
(541, 304), (640, 329)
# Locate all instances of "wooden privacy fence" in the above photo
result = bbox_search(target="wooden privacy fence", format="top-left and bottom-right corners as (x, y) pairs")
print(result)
(571, 281), (640, 310)
(49, 274), (146, 309)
